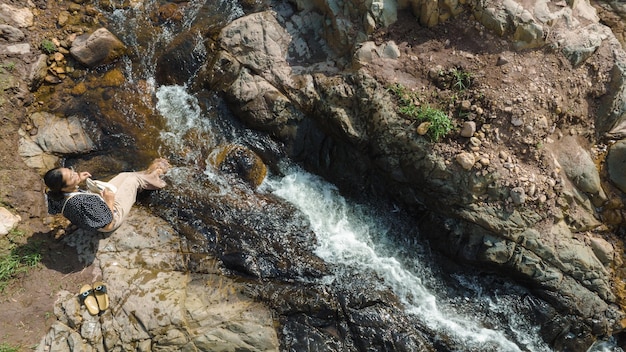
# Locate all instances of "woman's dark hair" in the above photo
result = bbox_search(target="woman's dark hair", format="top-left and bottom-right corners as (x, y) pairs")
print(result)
(44, 168), (65, 200)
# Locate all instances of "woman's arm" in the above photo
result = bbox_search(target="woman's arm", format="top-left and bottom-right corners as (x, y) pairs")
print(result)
(100, 189), (116, 232)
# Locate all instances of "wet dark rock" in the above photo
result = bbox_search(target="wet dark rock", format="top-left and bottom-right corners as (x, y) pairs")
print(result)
(281, 317), (347, 351)
(607, 139), (626, 194)
(221, 251), (261, 277)
(345, 305), (433, 352)
(155, 29), (207, 86)
(210, 144), (268, 188)
(150, 3), (183, 24)
(147, 171), (328, 281)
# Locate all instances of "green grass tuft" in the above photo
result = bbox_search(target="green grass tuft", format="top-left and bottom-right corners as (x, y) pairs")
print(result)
(415, 106), (453, 142)
(387, 83), (453, 141)
(0, 231), (42, 292)
(451, 68), (473, 91)
(0, 343), (21, 352)
(40, 39), (57, 54)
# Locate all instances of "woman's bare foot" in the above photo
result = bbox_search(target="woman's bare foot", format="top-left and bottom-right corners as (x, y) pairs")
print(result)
(143, 158), (171, 189)
(145, 158), (171, 175)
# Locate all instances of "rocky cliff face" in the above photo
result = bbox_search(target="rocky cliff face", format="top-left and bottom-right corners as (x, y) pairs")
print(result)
(200, 0), (626, 348)
(4, 0), (626, 350)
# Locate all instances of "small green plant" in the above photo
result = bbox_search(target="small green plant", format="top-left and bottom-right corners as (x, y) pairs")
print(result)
(387, 83), (415, 107)
(387, 83), (453, 142)
(0, 62), (15, 73)
(0, 343), (21, 352)
(0, 254), (22, 291)
(388, 83), (421, 116)
(416, 106), (453, 141)
(0, 236), (42, 292)
(451, 68), (473, 91)
(7, 228), (24, 242)
(40, 39), (57, 54)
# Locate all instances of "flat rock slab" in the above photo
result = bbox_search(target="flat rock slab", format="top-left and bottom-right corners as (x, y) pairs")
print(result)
(37, 208), (278, 351)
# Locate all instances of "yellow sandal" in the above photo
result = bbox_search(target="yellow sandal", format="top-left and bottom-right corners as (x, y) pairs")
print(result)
(93, 281), (110, 311)
(78, 284), (100, 315)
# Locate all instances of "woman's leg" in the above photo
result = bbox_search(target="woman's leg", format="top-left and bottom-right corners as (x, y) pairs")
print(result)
(106, 159), (170, 230)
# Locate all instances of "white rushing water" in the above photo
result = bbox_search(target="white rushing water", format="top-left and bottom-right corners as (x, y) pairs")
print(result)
(263, 168), (553, 352)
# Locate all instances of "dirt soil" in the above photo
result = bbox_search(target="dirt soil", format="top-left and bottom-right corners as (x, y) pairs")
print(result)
(0, 0), (99, 349)
(0, 1), (623, 351)
(371, 10), (614, 203)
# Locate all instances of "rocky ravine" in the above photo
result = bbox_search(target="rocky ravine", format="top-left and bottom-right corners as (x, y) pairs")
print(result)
(200, 0), (626, 349)
(3, 0), (626, 350)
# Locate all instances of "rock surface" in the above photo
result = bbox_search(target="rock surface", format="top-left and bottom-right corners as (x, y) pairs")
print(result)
(37, 208), (279, 351)
(18, 112), (96, 172)
(69, 28), (126, 67)
(0, 207), (20, 236)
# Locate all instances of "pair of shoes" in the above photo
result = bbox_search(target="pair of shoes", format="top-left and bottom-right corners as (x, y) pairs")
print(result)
(78, 281), (110, 315)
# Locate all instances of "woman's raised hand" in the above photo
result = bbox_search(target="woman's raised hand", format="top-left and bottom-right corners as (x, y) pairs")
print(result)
(78, 171), (92, 182)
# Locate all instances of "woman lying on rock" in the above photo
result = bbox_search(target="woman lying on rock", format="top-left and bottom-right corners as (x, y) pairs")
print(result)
(44, 158), (170, 233)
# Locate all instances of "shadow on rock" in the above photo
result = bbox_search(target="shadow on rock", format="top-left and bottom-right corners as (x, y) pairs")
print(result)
(26, 229), (104, 273)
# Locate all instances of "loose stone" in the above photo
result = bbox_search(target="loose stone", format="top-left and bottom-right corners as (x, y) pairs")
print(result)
(456, 152), (475, 170)
(417, 121), (430, 135)
(510, 187), (526, 204)
(0, 24), (25, 42)
(528, 183), (536, 197)
(58, 11), (70, 26)
(460, 121), (476, 137)
(53, 52), (64, 62)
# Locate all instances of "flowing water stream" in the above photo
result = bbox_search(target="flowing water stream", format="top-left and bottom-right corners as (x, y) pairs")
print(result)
(152, 81), (554, 350)
(263, 169), (547, 351)
(153, 84), (620, 351)
(79, 0), (620, 350)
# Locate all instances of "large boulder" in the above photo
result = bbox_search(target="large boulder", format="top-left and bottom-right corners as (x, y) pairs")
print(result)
(548, 135), (607, 207)
(69, 28), (127, 68)
(18, 112), (96, 171)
